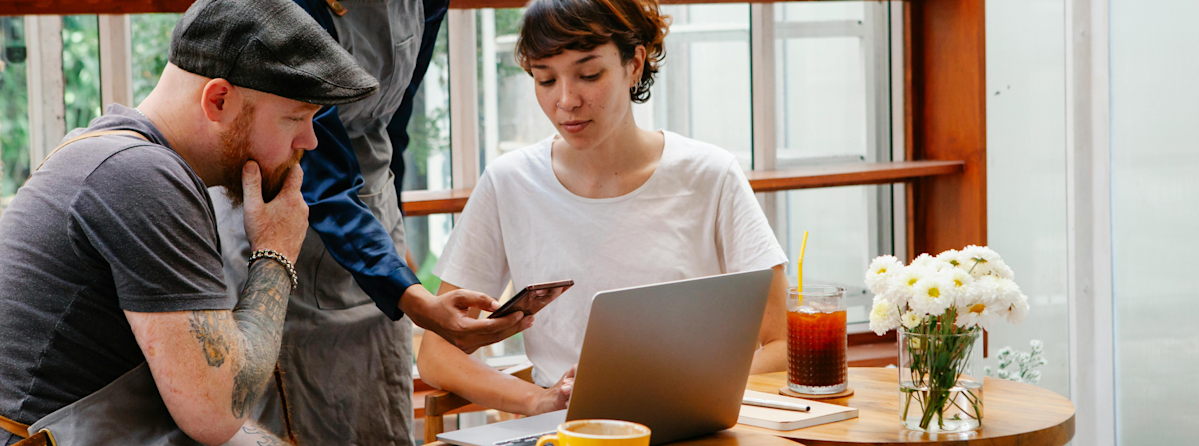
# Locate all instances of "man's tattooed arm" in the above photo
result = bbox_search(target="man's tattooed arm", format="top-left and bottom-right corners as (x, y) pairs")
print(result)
(229, 259), (290, 417)
(223, 422), (292, 446)
(187, 259), (291, 419)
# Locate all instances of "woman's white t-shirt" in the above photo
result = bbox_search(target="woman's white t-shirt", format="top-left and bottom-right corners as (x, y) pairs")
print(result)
(433, 130), (788, 386)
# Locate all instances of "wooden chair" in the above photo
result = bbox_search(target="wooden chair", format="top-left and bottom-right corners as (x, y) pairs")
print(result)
(423, 362), (534, 441)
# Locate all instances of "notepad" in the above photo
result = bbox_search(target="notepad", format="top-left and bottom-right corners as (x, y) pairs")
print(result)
(737, 390), (859, 431)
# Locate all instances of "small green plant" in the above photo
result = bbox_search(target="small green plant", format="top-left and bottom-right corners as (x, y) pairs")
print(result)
(984, 340), (1046, 384)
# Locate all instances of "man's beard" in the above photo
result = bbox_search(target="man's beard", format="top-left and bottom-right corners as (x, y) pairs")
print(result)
(219, 106), (304, 207)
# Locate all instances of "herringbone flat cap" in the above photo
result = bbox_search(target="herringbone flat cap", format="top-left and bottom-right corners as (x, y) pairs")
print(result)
(169, 0), (378, 105)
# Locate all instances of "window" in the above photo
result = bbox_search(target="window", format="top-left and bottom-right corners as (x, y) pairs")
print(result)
(771, 1), (899, 326)
(62, 15), (100, 131)
(0, 16), (29, 209)
(131, 14), (180, 105)
(404, 21), (454, 300)
(5, 0), (905, 371)
(475, 5), (753, 171)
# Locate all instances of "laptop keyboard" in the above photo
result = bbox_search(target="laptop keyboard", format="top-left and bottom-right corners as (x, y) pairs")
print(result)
(493, 431), (556, 446)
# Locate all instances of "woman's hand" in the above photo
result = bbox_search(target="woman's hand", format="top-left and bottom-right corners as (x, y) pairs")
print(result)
(526, 365), (577, 415)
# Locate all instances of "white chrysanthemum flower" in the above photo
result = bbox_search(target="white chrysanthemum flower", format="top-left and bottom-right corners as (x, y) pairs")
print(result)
(947, 268), (976, 307)
(937, 249), (965, 268)
(989, 276), (1023, 308)
(901, 311), (922, 329)
(865, 255), (903, 295)
(887, 266), (932, 307)
(954, 298), (1003, 330)
(1004, 292), (1030, 324)
(961, 245), (1003, 278)
(909, 274), (957, 316)
(961, 245), (1001, 263)
(910, 253), (949, 270)
(989, 259), (1016, 280)
(869, 301), (901, 335)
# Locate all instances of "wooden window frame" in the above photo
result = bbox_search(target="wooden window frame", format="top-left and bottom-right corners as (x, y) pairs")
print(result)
(1, 0), (987, 257)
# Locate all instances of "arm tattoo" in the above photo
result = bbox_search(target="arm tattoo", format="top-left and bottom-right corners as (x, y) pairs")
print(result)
(229, 259), (292, 418)
(188, 311), (235, 367)
(185, 261), (291, 418)
(241, 424), (290, 446)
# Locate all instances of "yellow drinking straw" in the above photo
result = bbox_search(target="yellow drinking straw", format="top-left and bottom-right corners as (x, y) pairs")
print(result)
(797, 231), (809, 299)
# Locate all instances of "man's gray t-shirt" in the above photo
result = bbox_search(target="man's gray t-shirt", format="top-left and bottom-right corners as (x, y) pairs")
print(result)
(0, 105), (230, 435)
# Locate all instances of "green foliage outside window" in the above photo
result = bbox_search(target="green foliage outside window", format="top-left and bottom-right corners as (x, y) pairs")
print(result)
(1, 18), (29, 199)
(62, 16), (101, 131)
(132, 14), (180, 105)
(405, 22), (450, 181)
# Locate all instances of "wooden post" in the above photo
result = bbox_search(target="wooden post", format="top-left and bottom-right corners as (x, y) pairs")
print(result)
(906, 0), (987, 257)
(25, 15), (65, 168)
(98, 14), (134, 108)
(906, 0), (988, 355)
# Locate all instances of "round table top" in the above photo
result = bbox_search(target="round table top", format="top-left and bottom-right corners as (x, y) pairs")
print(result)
(733, 368), (1075, 446)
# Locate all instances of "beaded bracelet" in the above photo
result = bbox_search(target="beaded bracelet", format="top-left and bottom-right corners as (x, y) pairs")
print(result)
(248, 249), (298, 290)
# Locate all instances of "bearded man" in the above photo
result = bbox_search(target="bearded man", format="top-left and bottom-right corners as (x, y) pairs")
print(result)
(0, 0), (521, 445)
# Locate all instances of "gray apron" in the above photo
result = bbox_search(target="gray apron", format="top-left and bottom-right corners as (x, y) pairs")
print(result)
(212, 0), (424, 444)
(24, 364), (196, 445)
(16, 363), (288, 446)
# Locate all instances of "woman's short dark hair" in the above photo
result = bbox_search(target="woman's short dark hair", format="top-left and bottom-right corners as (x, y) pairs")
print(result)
(515, 0), (670, 103)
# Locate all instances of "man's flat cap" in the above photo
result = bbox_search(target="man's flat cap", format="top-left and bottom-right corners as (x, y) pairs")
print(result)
(169, 0), (378, 106)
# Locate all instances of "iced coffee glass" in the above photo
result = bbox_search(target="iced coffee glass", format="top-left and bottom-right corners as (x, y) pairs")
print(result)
(787, 285), (848, 394)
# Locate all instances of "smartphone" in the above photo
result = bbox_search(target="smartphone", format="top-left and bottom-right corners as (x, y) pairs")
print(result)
(488, 279), (574, 319)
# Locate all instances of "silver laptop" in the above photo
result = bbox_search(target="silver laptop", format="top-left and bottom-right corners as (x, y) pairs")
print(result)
(437, 269), (773, 446)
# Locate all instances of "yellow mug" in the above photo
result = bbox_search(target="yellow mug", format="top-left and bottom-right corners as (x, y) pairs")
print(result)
(535, 420), (651, 446)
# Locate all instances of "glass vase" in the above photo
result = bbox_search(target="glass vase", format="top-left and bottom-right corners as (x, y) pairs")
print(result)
(898, 328), (984, 433)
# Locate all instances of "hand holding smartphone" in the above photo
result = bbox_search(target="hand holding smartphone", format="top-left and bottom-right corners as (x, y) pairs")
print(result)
(488, 279), (574, 319)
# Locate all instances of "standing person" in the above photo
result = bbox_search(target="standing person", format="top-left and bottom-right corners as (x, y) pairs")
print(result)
(210, 0), (527, 444)
(417, 0), (791, 416)
(0, 0), (404, 444)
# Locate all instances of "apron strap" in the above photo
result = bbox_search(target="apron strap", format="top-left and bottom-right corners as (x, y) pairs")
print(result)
(0, 413), (51, 445)
(273, 365), (298, 444)
(36, 130), (149, 172)
(11, 430), (54, 446)
(0, 412), (30, 438)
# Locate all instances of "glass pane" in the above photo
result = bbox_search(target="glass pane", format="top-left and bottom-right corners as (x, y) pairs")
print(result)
(402, 20), (452, 193)
(401, 24), (455, 363)
(985, 0), (1069, 397)
(782, 186), (876, 325)
(131, 14), (181, 105)
(0, 17), (29, 208)
(659, 4), (752, 170)
(477, 4), (752, 172)
(1111, 0), (1199, 443)
(774, 2), (888, 329)
(774, 2), (872, 166)
(62, 15), (100, 131)
(780, 2), (863, 22)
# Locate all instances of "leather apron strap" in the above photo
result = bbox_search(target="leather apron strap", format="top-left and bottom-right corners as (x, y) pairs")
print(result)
(0, 412), (29, 438)
(1, 413), (53, 445)
(36, 130), (149, 172)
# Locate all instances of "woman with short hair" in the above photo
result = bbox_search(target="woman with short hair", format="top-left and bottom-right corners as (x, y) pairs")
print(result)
(418, 0), (790, 415)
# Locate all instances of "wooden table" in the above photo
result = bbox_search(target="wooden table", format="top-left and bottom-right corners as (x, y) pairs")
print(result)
(734, 368), (1074, 446)
(425, 429), (805, 446)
